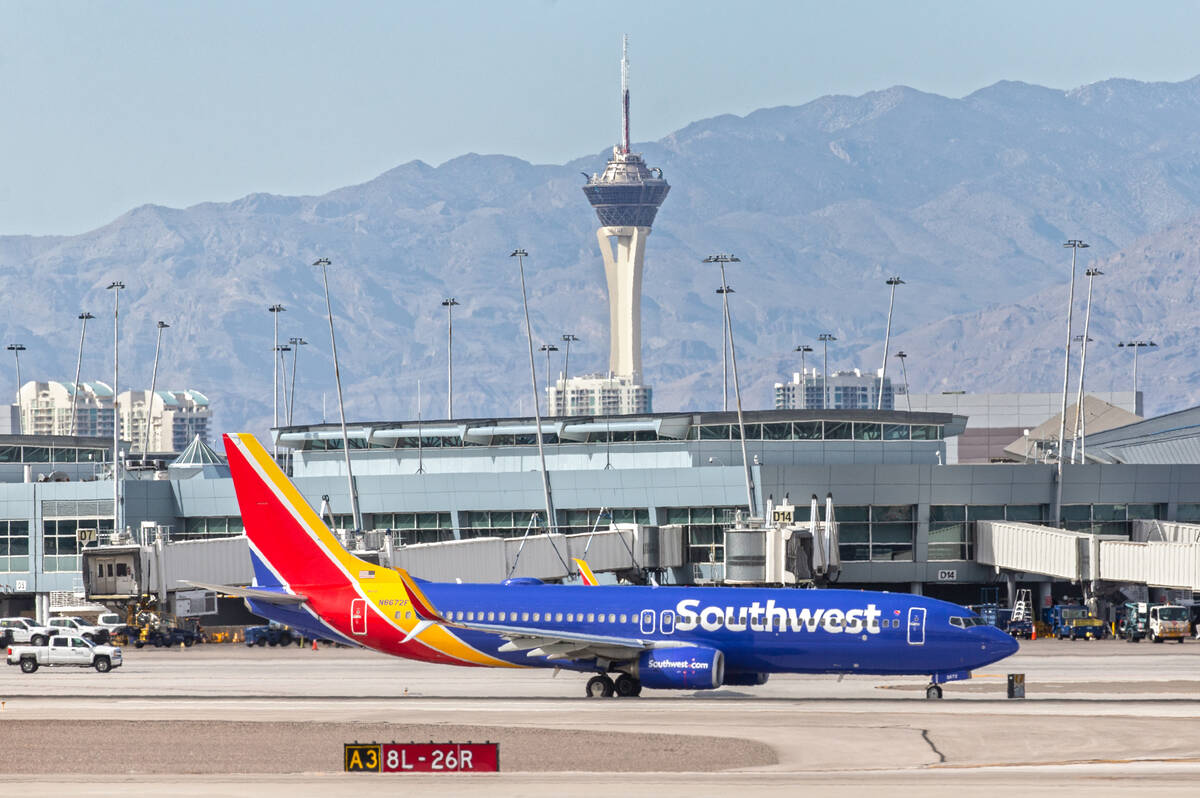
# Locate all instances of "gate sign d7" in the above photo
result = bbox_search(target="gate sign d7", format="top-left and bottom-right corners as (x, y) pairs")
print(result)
(345, 742), (499, 773)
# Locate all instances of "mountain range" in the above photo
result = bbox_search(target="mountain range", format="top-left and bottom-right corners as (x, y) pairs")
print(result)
(4, 74), (1200, 438)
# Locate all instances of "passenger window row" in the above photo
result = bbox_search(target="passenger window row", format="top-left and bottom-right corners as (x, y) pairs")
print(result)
(396, 609), (629, 625)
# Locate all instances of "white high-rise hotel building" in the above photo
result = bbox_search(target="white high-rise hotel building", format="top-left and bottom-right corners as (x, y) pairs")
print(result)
(550, 36), (668, 416)
(15, 381), (210, 453)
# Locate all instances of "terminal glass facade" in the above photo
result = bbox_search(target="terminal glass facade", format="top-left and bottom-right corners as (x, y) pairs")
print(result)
(0, 520), (29, 572)
(836, 505), (916, 562)
(182, 516), (245, 538)
(1059, 503), (1164, 536)
(556, 508), (650, 536)
(372, 512), (455, 544)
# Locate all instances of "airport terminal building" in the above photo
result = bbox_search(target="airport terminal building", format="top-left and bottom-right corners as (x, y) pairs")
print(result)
(3, 406), (1200, 619)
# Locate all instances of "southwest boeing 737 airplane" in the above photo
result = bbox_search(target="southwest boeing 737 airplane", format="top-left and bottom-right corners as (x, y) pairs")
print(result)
(208, 433), (1018, 699)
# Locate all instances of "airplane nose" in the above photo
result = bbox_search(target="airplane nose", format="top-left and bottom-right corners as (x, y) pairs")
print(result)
(989, 627), (1020, 659)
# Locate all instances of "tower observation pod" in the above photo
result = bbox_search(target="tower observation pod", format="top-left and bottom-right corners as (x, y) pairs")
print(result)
(582, 35), (670, 388)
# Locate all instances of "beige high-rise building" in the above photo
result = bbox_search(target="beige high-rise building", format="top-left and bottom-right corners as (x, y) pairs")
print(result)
(17, 381), (116, 438)
(118, 390), (211, 454)
(549, 374), (651, 417)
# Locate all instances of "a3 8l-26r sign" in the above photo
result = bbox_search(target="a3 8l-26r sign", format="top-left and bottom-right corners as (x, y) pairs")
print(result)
(345, 742), (499, 773)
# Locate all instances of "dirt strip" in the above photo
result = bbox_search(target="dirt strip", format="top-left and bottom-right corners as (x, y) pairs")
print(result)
(0, 720), (776, 774)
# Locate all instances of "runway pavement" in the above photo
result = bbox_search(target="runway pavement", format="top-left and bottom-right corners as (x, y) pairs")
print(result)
(2, 639), (1199, 795)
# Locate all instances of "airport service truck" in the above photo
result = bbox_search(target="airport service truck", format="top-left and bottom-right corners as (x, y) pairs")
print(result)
(1050, 605), (1107, 640)
(7, 634), (123, 673)
(1147, 605), (1189, 643)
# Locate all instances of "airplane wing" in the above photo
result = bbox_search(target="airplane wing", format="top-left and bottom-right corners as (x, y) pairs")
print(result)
(181, 581), (309, 605)
(395, 568), (681, 664)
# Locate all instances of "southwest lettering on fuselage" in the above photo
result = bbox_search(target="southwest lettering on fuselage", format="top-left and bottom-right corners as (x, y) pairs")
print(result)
(674, 599), (883, 634)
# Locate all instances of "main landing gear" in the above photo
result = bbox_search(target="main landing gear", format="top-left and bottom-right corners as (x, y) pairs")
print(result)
(925, 683), (943, 700)
(585, 674), (642, 698)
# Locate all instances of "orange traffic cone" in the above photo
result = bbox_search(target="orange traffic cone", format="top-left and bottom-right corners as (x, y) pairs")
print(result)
(312, 638), (318, 651)
(1031, 624), (1037, 641)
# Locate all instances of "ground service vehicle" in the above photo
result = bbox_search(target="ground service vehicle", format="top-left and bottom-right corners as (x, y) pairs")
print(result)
(7, 635), (123, 673)
(0, 617), (54, 646)
(1121, 602), (1150, 642)
(95, 612), (126, 634)
(47, 616), (109, 643)
(193, 433), (1020, 700)
(245, 622), (297, 647)
(1148, 605), (1189, 643)
(1050, 606), (1107, 640)
(135, 625), (201, 648)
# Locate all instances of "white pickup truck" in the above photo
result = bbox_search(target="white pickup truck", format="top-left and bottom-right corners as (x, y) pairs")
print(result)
(47, 616), (109, 643)
(7, 634), (123, 673)
(0, 617), (55, 646)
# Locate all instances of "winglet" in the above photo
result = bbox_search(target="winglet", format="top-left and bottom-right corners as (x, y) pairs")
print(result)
(573, 557), (599, 586)
(396, 568), (446, 622)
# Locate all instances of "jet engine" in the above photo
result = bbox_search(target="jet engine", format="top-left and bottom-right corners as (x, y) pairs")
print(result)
(633, 646), (724, 690)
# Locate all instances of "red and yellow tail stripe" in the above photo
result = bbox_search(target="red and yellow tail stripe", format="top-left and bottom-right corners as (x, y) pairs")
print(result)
(396, 569), (445, 622)
(573, 557), (599, 586)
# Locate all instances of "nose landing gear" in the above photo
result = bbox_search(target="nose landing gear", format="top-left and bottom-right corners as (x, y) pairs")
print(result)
(925, 683), (943, 700)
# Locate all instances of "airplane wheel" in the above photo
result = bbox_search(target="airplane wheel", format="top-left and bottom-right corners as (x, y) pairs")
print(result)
(925, 684), (943, 700)
(586, 675), (614, 698)
(613, 673), (640, 697)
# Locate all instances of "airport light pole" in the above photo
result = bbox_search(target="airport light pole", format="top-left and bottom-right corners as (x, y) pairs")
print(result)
(1118, 340), (1157, 398)
(275, 344), (292, 431)
(143, 321), (169, 455)
(715, 284), (734, 411)
(895, 351), (912, 412)
(1056, 240), (1088, 524)
(441, 298), (459, 419)
(106, 281), (125, 536)
(877, 277), (904, 410)
(6, 344), (25, 433)
(511, 249), (557, 535)
(71, 313), (94, 436)
(1071, 267), (1103, 464)
(268, 304), (286, 458)
(704, 254), (755, 517)
(794, 345), (813, 406)
(560, 333), (579, 415)
(314, 258), (361, 533)
(539, 344), (559, 415)
(818, 333), (837, 410)
(287, 337), (307, 426)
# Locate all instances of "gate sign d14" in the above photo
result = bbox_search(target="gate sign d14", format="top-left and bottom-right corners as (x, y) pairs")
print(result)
(772, 505), (795, 525)
(345, 743), (499, 773)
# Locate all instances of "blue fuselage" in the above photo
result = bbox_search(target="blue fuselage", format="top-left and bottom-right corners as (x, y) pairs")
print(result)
(255, 581), (1019, 680)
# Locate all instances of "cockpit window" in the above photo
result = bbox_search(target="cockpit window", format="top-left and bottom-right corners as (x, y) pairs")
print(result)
(950, 616), (987, 628)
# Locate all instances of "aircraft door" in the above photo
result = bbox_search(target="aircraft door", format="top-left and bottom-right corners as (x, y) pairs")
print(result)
(350, 598), (367, 636)
(907, 607), (926, 645)
(639, 609), (656, 635)
(660, 609), (675, 635)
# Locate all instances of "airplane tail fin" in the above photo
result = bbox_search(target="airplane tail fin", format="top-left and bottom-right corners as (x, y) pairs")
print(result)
(573, 557), (599, 586)
(223, 432), (373, 592)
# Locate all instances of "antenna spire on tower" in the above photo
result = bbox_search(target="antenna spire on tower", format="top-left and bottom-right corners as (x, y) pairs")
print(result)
(621, 34), (630, 154)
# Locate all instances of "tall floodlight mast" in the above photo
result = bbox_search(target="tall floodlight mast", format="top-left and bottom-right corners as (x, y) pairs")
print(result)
(71, 313), (94, 436)
(1056, 240), (1088, 524)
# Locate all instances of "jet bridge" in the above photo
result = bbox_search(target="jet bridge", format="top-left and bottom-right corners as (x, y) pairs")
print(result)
(976, 521), (1200, 592)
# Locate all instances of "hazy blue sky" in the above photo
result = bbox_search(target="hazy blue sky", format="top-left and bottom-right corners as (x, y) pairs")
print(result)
(4, 1), (1200, 236)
